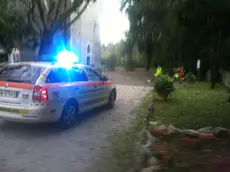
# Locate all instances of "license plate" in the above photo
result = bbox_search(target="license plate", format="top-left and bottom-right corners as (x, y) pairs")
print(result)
(0, 90), (18, 98)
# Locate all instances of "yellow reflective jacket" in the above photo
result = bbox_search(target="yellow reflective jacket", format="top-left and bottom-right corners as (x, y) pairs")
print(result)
(155, 67), (162, 77)
(174, 73), (179, 79)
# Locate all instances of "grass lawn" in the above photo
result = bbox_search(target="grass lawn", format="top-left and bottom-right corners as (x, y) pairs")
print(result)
(153, 82), (230, 129)
(102, 82), (230, 172)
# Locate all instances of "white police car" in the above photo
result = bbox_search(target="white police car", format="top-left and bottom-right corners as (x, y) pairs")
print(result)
(0, 51), (116, 128)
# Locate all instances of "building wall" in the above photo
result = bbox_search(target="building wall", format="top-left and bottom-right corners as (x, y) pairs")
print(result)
(70, 0), (103, 70)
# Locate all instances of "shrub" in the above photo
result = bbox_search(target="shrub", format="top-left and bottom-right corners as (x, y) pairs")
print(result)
(185, 72), (196, 83)
(154, 75), (175, 95)
(105, 53), (117, 71)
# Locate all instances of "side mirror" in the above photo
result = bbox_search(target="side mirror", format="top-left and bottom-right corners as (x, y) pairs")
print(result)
(101, 75), (108, 81)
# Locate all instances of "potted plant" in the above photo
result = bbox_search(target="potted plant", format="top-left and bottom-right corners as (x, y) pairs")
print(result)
(154, 75), (175, 100)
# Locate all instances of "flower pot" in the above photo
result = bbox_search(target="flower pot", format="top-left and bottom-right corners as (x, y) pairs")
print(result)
(158, 93), (169, 100)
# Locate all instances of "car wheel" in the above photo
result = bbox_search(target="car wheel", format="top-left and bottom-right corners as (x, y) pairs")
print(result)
(107, 90), (116, 109)
(58, 101), (78, 129)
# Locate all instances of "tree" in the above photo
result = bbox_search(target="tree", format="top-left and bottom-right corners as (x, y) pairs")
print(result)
(121, 0), (179, 71)
(178, 0), (230, 88)
(0, 0), (30, 53)
(122, 0), (230, 88)
(19, 0), (96, 58)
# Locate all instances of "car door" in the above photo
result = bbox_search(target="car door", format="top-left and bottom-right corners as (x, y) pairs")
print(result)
(84, 67), (105, 108)
(45, 67), (70, 117)
(46, 67), (93, 114)
(67, 68), (91, 113)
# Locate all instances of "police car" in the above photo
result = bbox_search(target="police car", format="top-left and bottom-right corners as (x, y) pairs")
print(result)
(0, 51), (116, 128)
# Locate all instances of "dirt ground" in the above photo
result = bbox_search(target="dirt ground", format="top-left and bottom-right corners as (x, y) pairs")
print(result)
(104, 67), (153, 86)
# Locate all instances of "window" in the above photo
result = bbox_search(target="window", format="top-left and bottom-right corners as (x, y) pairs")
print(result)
(46, 68), (88, 83)
(68, 68), (88, 82)
(46, 68), (69, 83)
(0, 64), (45, 84)
(85, 68), (102, 81)
(93, 23), (100, 42)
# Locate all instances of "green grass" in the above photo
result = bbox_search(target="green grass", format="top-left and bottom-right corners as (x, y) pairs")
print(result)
(102, 82), (230, 172)
(153, 82), (230, 129)
(151, 82), (230, 171)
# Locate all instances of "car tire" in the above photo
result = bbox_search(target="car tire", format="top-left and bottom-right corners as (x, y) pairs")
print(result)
(57, 101), (78, 129)
(107, 89), (116, 109)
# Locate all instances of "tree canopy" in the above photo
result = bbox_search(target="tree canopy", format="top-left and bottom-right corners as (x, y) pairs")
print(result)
(121, 0), (230, 88)
(0, 0), (29, 52)
(18, 0), (96, 57)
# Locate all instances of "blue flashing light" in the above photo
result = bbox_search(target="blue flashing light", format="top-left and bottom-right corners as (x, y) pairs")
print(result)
(55, 50), (79, 69)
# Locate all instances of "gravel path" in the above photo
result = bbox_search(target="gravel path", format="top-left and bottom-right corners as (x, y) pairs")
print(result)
(105, 70), (152, 86)
(0, 85), (151, 172)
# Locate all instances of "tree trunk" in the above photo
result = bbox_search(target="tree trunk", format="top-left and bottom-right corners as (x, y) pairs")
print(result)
(210, 56), (218, 89)
(146, 57), (151, 71)
(38, 30), (54, 59)
(126, 41), (134, 70)
(210, 29), (222, 89)
(146, 37), (154, 71)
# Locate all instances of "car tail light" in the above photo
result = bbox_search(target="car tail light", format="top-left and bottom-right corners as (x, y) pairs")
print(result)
(33, 86), (48, 101)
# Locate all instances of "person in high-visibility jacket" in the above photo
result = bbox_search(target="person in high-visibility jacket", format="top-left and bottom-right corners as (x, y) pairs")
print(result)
(174, 73), (179, 80)
(155, 66), (163, 77)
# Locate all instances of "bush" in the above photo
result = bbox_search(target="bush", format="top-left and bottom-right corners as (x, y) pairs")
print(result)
(185, 72), (196, 83)
(154, 75), (175, 95)
(105, 53), (117, 71)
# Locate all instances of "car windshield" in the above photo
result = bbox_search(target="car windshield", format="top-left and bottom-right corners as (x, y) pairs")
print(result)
(0, 64), (45, 84)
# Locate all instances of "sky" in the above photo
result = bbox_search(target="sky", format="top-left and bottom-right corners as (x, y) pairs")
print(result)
(99, 0), (130, 45)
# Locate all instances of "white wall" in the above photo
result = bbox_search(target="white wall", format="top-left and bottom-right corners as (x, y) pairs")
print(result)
(70, 0), (102, 69)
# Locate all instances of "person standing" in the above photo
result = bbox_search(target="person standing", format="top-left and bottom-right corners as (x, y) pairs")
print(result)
(155, 66), (163, 78)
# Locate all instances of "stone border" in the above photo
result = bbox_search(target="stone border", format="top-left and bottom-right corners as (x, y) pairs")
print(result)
(135, 104), (230, 172)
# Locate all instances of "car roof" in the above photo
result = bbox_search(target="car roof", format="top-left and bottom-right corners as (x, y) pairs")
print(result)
(6, 62), (88, 69)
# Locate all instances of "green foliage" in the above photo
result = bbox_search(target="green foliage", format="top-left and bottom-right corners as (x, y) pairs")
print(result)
(185, 72), (196, 84)
(101, 40), (147, 69)
(105, 53), (117, 71)
(154, 75), (175, 94)
(0, 0), (29, 52)
(13, 0), (95, 56)
(121, 0), (230, 86)
(121, 0), (179, 70)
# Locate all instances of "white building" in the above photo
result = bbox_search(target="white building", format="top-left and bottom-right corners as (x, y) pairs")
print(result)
(70, 0), (103, 70)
